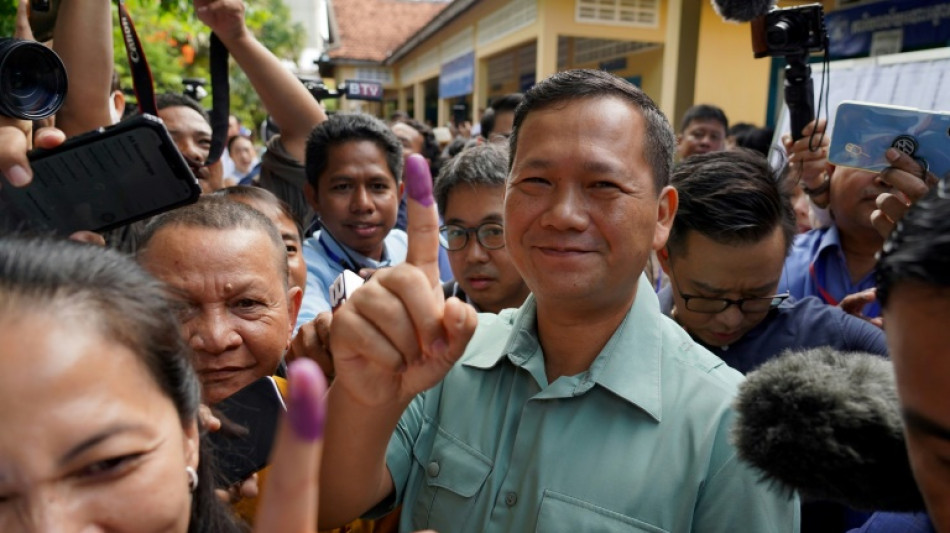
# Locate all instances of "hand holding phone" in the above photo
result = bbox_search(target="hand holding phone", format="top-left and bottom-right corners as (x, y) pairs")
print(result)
(829, 101), (950, 181)
(0, 114), (200, 235)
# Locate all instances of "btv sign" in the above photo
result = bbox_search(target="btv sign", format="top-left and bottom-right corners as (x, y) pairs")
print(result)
(344, 80), (384, 101)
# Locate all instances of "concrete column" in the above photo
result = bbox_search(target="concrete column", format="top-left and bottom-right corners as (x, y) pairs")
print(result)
(473, 56), (488, 123)
(659, 0), (701, 128)
(397, 85), (408, 113)
(413, 82), (425, 122)
(535, 26), (558, 81)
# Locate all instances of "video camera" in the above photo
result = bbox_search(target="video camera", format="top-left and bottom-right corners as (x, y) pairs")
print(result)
(750, 4), (828, 141)
(299, 76), (384, 103)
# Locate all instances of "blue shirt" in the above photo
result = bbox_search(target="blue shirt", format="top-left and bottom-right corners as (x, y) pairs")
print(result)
(849, 512), (935, 533)
(780, 225), (881, 318)
(297, 229), (408, 328)
(374, 277), (799, 532)
(658, 289), (888, 374)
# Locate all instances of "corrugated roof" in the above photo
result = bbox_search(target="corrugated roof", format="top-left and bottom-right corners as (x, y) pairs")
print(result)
(329, 0), (449, 63)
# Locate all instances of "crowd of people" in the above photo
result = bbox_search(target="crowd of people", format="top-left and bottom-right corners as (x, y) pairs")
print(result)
(0, 0), (947, 532)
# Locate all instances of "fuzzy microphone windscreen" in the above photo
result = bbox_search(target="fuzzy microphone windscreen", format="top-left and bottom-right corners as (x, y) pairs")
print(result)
(733, 347), (925, 511)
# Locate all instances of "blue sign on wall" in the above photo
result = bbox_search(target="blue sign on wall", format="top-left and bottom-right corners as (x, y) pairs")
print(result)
(439, 52), (475, 99)
(826, 0), (950, 59)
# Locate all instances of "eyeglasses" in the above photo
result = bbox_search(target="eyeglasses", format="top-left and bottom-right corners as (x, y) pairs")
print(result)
(670, 268), (789, 314)
(439, 222), (505, 251)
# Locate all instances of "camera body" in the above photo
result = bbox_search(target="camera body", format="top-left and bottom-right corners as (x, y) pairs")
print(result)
(0, 38), (68, 120)
(752, 4), (826, 59)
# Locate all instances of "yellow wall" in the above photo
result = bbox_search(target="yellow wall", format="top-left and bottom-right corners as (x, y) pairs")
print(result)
(692, 1), (772, 127)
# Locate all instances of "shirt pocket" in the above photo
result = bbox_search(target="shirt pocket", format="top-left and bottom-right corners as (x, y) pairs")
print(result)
(535, 489), (669, 533)
(411, 425), (493, 529)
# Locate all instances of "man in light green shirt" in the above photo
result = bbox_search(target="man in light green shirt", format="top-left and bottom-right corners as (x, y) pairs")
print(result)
(319, 69), (799, 532)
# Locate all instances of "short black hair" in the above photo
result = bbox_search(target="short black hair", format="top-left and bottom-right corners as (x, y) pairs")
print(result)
(156, 92), (210, 125)
(733, 127), (774, 158)
(509, 69), (675, 193)
(138, 196), (288, 289)
(667, 149), (796, 258)
(680, 104), (728, 133)
(877, 187), (950, 306)
(393, 117), (442, 176)
(481, 93), (524, 139)
(434, 143), (508, 217)
(305, 113), (403, 189)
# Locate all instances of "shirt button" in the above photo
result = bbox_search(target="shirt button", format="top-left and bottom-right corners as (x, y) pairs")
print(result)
(505, 491), (518, 507)
(426, 461), (440, 478)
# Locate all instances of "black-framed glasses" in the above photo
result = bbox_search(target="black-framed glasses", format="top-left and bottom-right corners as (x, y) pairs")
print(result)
(670, 268), (789, 314)
(439, 222), (505, 251)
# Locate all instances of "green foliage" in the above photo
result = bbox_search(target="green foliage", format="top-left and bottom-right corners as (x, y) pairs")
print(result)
(113, 0), (305, 137)
(1, 0), (17, 37)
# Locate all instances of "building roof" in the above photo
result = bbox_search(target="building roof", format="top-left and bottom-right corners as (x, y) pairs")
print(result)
(328, 0), (449, 63)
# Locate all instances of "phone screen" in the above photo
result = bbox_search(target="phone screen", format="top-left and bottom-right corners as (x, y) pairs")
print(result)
(207, 376), (285, 487)
(0, 115), (200, 235)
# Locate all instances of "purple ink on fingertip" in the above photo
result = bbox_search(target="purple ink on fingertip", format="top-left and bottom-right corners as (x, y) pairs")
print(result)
(405, 154), (434, 207)
(287, 359), (328, 441)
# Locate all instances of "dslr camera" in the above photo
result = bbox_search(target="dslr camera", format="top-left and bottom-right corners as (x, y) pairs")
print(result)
(0, 38), (68, 120)
(752, 4), (826, 59)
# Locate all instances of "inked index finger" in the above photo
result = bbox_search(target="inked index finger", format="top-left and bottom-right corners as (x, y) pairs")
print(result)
(404, 153), (441, 286)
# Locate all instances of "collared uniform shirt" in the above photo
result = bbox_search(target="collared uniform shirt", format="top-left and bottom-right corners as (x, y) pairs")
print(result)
(374, 277), (799, 532)
(297, 229), (408, 329)
(780, 225), (880, 318)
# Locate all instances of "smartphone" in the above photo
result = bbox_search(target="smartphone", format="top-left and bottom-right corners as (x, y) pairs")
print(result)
(207, 376), (286, 488)
(0, 114), (200, 235)
(829, 101), (950, 180)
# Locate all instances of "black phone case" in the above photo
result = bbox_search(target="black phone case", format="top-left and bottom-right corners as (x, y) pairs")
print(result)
(0, 114), (200, 235)
(207, 377), (285, 488)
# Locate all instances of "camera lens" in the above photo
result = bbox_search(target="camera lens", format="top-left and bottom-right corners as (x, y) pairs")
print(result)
(0, 38), (68, 120)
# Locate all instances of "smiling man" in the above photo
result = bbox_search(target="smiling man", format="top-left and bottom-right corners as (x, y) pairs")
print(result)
(318, 70), (797, 532)
(435, 143), (529, 314)
(296, 113), (406, 327)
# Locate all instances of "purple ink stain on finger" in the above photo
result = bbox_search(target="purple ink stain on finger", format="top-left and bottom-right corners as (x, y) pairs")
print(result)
(405, 154), (434, 207)
(287, 359), (327, 441)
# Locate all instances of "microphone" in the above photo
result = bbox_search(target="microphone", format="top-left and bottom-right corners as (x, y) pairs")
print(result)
(710, 0), (775, 22)
(733, 347), (925, 512)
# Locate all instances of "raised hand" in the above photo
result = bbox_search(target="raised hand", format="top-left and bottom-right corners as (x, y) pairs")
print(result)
(194, 0), (248, 42)
(254, 358), (327, 533)
(871, 148), (938, 239)
(0, 120), (65, 188)
(783, 119), (831, 206)
(328, 154), (478, 407)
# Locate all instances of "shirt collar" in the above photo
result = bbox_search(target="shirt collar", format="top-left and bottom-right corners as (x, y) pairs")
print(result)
(462, 276), (664, 422)
(318, 229), (392, 271)
(815, 224), (843, 256)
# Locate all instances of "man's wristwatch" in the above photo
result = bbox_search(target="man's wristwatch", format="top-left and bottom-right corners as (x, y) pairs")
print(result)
(801, 172), (831, 197)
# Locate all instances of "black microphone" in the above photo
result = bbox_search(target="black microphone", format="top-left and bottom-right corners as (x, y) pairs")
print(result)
(733, 347), (925, 512)
(710, 0), (775, 22)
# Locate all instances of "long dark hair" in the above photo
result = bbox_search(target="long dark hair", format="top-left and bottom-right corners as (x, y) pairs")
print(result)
(0, 237), (245, 533)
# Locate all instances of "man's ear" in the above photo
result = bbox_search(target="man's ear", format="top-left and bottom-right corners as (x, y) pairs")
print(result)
(285, 286), (303, 350)
(304, 182), (320, 214)
(656, 246), (672, 276)
(398, 180), (406, 199)
(653, 185), (678, 252)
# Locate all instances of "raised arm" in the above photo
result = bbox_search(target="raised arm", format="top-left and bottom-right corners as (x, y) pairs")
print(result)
(195, 0), (326, 162)
(318, 156), (478, 527)
(52, 0), (115, 135)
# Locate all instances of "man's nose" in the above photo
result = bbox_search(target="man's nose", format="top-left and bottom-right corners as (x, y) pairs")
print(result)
(714, 304), (744, 329)
(187, 309), (242, 355)
(349, 186), (374, 213)
(463, 237), (490, 263)
(541, 186), (588, 231)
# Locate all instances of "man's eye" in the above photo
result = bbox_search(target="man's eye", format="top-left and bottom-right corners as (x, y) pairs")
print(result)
(286, 243), (299, 255)
(234, 298), (263, 309)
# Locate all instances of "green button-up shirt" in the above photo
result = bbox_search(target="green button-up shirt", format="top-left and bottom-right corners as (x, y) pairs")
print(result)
(379, 277), (799, 532)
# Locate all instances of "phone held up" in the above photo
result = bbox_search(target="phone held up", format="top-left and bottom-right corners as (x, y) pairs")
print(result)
(0, 114), (201, 236)
(207, 376), (286, 488)
(828, 101), (950, 181)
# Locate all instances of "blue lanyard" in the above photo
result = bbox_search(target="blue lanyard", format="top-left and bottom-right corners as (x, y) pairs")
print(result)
(318, 233), (361, 273)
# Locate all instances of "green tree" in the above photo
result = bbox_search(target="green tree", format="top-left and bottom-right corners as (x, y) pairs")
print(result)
(113, 0), (305, 138)
(1, 0), (15, 38)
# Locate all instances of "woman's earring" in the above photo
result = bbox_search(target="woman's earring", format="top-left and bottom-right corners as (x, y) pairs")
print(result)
(186, 466), (199, 493)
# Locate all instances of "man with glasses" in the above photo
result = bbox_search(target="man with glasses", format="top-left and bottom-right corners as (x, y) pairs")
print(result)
(435, 143), (529, 313)
(656, 150), (886, 374)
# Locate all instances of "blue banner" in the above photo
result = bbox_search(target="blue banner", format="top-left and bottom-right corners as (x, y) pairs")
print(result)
(826, 0), (950, 59)
(439, 52), (475, 99)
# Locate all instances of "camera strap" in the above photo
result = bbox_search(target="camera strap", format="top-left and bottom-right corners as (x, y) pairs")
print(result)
(115, 0), (230, 165)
